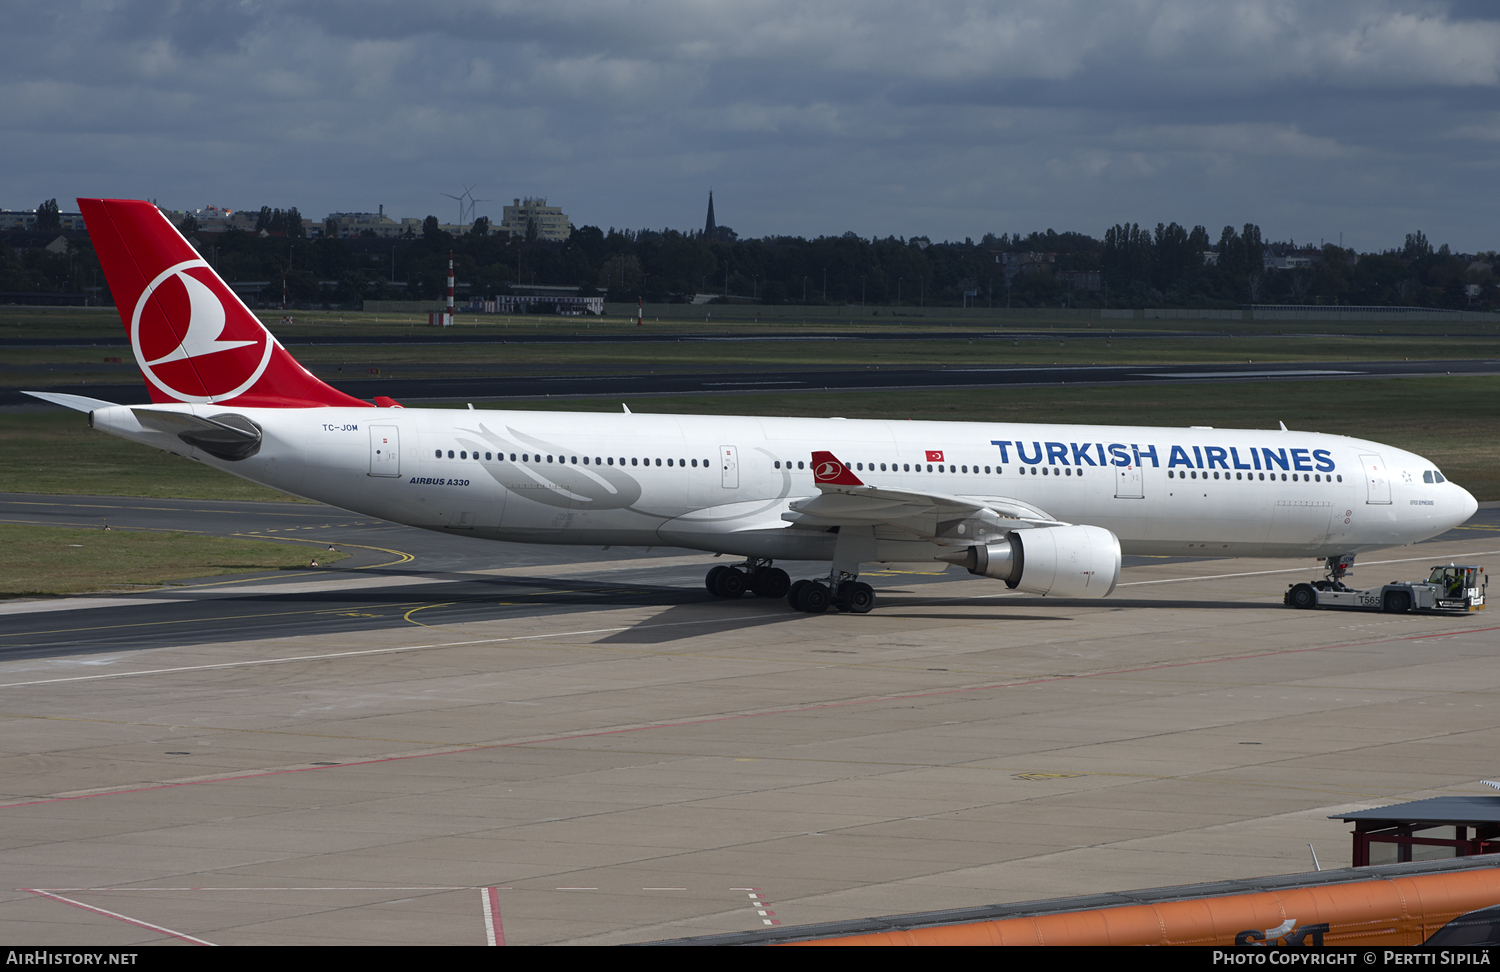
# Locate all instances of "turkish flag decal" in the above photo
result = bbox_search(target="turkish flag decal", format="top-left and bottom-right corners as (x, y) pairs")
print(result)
(926, 450), (944, 462)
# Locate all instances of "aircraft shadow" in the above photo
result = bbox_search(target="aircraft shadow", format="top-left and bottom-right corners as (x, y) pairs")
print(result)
(595, 601), (803, 644)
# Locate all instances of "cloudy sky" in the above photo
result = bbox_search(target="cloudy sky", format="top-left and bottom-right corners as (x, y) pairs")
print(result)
(5, 1), (1499, 251)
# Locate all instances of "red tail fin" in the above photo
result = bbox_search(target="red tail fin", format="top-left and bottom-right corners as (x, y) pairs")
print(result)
(80, 198), (370, 408)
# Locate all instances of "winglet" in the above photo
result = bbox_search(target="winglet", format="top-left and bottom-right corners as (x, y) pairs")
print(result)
(810, 450), (864, 486)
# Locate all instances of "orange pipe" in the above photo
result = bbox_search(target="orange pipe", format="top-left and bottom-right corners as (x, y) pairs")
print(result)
(788, 868), (1500, 946)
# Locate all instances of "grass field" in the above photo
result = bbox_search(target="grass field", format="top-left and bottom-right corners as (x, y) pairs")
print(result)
(0, 523), (349, 597)
(5, 304), (1500, 339)
(6, 304), (1499, 387)
(0, 411), (306, 502)
(4, 376), (1496, 500)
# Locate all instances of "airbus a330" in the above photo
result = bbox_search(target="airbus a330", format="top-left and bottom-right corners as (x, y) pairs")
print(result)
(27, 199), (1478, 614)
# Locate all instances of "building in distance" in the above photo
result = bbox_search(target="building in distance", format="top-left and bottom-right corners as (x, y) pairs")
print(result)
(1, 208), (86, 232)
(325, 208), (423, 239)
(499, 198), (572, 241)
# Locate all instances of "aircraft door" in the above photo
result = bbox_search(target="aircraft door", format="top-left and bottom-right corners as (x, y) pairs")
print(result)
(720, 445), (739, 488)
(1360, 454), (1391, 504)
(1114, 463), (1143, 499)
(369, 425), (400, 477)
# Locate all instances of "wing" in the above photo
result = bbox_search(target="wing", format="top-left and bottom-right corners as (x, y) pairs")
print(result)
(782, 450), (1065, 543)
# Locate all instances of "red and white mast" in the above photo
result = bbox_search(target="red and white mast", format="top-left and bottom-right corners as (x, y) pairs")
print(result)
(446, 250), (455, 326)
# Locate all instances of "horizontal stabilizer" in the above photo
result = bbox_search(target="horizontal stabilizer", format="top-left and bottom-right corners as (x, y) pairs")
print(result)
(131, 407), (263, 461)
(22, 391), (121, 412)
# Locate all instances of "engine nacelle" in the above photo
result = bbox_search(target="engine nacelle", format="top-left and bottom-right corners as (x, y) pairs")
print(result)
(938, 525), (1121, 598)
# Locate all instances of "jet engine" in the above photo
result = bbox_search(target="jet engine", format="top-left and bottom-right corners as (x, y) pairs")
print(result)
(937, 525), (1121, 598)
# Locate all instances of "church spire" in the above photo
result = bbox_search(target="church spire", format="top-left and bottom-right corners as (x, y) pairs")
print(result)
(703, 190), (717, 242)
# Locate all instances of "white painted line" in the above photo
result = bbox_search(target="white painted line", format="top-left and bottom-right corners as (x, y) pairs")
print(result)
(0, 574), (455, 617)
(1118, 550), (1500, 588)
(1136, 369), (1359, 378)
(26, 889), (216, 946)
(0, 596), (189, 617)
(744, 889), (781, 927)
(0, 612), (789, 689)
(29, 886), (496, 891)
(483, 887), (505, 946)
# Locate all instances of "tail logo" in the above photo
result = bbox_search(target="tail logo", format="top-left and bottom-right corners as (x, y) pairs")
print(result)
(814, 460), (844, 482)
(131, 260), (273, 403)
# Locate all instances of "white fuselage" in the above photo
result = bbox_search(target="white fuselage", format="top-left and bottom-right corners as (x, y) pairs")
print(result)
(92, 404), (1478, 564)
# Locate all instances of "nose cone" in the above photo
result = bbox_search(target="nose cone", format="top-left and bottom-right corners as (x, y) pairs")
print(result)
(1454, 483), (1479, 526)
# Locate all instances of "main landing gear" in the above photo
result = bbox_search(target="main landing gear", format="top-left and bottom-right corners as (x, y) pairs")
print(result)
(703, 561), (875, 614)
(706, 560), (791, 600)
(786, 576), (875, 615)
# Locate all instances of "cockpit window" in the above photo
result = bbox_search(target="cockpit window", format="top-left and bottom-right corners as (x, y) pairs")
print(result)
(1423, 471), (1434, 484)
(1435, 470), (1446, 483)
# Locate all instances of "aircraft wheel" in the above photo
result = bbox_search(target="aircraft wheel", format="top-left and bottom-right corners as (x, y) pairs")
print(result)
(841, 582), (876, 614)
(800, 582), (831, 614)
(1288, 583), (1317, 610)
(706, 565), (727, 595)
(752, 567), (791, 598)
(714, 568), (748, 599)
(1383, 590), (1412, 614)
(787, 579), (811, 611)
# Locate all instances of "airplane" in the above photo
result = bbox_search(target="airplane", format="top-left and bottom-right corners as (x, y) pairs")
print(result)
(25, 198), (1479, 614)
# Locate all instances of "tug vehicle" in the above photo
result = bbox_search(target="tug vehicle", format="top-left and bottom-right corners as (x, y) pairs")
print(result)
(1286, 560), (1487, 614)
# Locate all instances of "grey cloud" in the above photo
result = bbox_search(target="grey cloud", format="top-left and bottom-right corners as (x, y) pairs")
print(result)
(3, 1), (1497, 249)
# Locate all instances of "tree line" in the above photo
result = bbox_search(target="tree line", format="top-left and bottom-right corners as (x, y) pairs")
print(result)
(3, 199), (1494, 311)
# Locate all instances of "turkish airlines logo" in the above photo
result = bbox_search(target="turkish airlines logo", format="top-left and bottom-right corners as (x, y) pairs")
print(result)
(814, 459), (844, 482)
(131, 260), (272, 403)
(926, 450), (944, 462)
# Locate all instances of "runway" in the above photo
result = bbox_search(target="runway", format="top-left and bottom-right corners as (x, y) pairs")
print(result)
(5, 356), (1496, 407)
(13, 493), (1479, 660)
(1, 496), (1497, 945)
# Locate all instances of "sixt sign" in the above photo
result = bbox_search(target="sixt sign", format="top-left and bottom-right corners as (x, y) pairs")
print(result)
(989, 440), (1337, 473)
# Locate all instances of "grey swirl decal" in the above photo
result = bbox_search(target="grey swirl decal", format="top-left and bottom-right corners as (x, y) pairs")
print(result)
(458, 424), (642, 511)
(453, 427), (795, 523)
